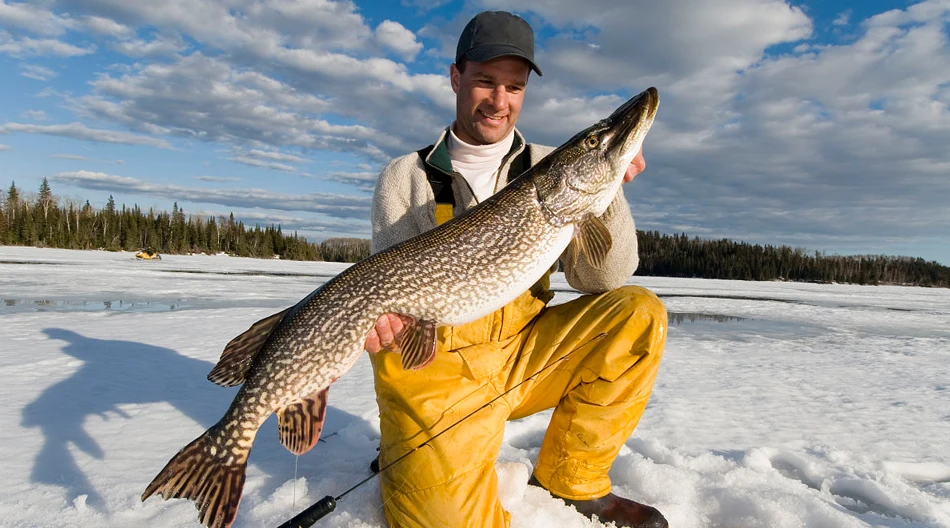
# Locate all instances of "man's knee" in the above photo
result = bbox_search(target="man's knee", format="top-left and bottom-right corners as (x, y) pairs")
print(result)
(573, 285), (666, 382)
(609, 285), (668, 329)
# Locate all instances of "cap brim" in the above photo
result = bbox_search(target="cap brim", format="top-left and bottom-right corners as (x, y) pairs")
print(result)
(465, 44), (543, 76)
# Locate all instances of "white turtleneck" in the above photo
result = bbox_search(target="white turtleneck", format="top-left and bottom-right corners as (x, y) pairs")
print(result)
(446, 127), (515, 203)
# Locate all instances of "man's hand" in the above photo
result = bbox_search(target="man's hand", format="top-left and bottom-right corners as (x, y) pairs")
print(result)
(623, 148), (646, 183)
(365, 313), (413, 353)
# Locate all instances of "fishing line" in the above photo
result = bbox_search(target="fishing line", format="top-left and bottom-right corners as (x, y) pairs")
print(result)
(276, 332), (607, 528)
(293, 455), (299, 509)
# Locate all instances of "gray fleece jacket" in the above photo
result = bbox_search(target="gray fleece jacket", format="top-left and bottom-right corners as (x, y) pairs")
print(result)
(370, 127), (639, 295)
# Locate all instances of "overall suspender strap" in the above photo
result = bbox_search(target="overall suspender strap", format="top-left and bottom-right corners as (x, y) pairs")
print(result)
(417, 144), (532, 226)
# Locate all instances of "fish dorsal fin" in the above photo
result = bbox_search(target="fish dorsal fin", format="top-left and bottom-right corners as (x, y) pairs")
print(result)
(390, 316), (438, 371)
(573, 215), (612, 269)
(208, 307), (292, 387)
(277, 388), (329, 455)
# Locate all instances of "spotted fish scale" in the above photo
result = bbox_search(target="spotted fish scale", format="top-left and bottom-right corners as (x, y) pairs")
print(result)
(141, 87), (659, 528)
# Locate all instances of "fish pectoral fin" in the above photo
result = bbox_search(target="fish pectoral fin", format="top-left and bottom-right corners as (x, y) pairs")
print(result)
(277, 388), (329, 456)
(208, 307), (292, 387)
(392, 317), (438, 371)
(573, 215), (612, 269)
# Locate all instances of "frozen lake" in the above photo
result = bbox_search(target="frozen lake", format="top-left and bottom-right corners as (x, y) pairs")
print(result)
(1, 247), (948, 527)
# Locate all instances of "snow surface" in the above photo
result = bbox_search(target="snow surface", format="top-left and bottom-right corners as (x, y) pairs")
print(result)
(1, 246), (948, 528)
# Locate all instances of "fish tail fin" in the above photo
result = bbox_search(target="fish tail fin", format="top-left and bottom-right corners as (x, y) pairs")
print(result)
(142, 427), (247, 528)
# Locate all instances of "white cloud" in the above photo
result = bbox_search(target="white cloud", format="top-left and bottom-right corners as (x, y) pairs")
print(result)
(375, 20), (423, 61)
(0, 122), (172, 148)
(53, 0), (375, 55)
(0, 30), (95, 57)
(244, 148), (309, 163)
(51, 153), (93, 161)
(833, 10), (851, 26)
(0, 143), (10, 151)
(194, 176), (242, 183)
(52, 170), (372, 219)
(3, 0), (456, 167)
(19, 63), (56, 80)
(320, 170), (378, 192)
(229, 155), (296, 172)
(400, 0), (452, 10)
(112, 33), (187, 57)
(77, 15), (133, 37)
(70, 52), (434, 161)
(0, 0), (69, 36)
(22, 110), (48, 120)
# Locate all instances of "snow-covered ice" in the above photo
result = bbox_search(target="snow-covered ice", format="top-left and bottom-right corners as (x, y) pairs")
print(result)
(1, 247), (948, 527)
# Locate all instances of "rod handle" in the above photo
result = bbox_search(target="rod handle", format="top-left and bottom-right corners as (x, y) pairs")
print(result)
(276, 495), (336, 528)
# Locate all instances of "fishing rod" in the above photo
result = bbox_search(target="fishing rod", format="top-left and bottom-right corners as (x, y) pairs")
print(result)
(276, 332), (606, 528)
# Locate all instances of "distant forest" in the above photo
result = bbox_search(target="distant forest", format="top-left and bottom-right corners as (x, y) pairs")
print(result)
(2, 179), (948, 287)
(0, 179), (368, 263)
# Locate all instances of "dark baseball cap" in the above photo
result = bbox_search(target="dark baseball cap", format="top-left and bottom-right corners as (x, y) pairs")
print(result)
(456, 11), (542, 76)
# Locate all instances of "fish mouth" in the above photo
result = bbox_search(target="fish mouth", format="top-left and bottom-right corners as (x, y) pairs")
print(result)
(606, 87), (659, 161)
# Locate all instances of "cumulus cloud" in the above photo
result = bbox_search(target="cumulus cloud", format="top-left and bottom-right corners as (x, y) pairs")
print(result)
(229, 155), (297, 172)
(194, 176), (242, 183)
(320, 171), (379, 192)
(228, 148), (310, 172)
(0, 30), (95, 56)
(375, 20), (423, 61)
(0, 143), (10, 151)
(22, 109), (48, 120)
(66, 51), (451, 164)
(77, 15), (133, 37)
(112, 33), (187, 57)
(19, 63), (56, 80)
(52, 170), (372, 219)
(833, 10), (851, 26)
(243, 148), (309, 163)
(0, 122), (172, 148)
(0, 0), (69, 36)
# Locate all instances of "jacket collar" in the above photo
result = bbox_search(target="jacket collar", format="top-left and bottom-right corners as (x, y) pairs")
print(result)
(424, 126), (526, 180)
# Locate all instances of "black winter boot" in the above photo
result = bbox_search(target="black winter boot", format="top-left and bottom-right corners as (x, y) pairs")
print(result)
(528, 474), (668, 528)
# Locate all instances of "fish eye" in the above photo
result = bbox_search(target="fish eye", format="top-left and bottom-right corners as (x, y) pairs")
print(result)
(585, 135), (599, 149)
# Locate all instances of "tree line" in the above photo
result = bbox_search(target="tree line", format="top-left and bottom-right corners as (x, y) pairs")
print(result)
(2, 179), (947, 286)
(637, 231), (949, 287)
(0, 179), (366, 263)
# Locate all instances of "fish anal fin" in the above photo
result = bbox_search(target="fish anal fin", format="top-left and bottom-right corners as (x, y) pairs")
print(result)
(392, 317), (438, 371)
(574, 215), (612, 269)
(142, 428), (247, 528)
(208, 307), (291, 387)
(277, 388), (329, 456)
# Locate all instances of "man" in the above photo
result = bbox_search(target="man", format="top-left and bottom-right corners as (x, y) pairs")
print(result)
(365, 11), (668, 528)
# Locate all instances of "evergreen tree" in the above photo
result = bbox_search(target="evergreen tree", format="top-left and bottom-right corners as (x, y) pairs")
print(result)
(38, 178), (55, 221)
(5, 181), (19, 232)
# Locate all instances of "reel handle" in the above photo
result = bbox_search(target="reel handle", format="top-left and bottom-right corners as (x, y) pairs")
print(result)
(276, 495), (336, 528)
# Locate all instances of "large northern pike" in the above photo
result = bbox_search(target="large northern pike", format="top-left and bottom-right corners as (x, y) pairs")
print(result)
(142, 87), (659, 528)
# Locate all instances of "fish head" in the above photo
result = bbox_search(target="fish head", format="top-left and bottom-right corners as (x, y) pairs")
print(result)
(534, 87), (659, 223)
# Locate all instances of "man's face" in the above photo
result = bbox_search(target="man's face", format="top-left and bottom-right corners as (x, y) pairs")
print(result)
(450, 56), (530, 146)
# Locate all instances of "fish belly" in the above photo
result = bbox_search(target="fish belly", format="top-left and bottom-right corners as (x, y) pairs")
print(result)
(439, 225), (574, 326)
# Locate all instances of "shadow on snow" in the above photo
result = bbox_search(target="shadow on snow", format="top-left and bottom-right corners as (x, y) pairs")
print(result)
(21, 327), (376, 510)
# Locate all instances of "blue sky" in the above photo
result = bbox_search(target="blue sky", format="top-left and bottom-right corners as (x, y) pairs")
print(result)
(1, 0), (948, 265)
